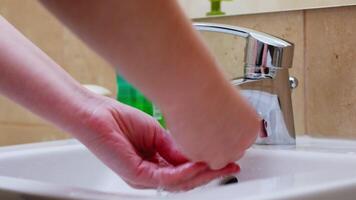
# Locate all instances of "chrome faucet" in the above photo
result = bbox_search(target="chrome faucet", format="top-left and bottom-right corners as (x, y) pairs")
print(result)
(195, 23), (297, 145)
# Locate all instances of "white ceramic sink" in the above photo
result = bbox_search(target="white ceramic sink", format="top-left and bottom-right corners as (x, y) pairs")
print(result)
(0, 136), (356, 200)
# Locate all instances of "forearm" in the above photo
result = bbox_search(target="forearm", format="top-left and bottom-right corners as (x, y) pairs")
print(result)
(41, 0), (230, 111)
(41, 0), (260, 168)
(0, 16), (95, 134)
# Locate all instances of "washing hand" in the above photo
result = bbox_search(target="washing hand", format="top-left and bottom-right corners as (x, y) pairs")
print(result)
(161, 82), (260, 170)
(40, 0), (260, 172)
(0, 3), (253, 191)
(76, 96), (239, 191)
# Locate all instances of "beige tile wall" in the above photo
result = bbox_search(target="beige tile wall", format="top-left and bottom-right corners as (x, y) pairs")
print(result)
(0, 0), (116, 146)
(305, 6), (356, 138)
(180, 0), (356, 18)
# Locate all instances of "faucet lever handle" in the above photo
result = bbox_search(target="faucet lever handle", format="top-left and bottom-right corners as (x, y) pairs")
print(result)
(194, 23), (294, 78)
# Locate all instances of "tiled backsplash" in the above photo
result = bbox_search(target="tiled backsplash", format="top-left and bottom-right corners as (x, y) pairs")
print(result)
(179, 0), (356, 18)
(304, 6), (356, 138)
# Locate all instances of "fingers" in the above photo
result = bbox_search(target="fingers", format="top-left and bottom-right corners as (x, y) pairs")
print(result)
(155, 162), (209, 187)
(130, 159), (239, 192)
(155, 162), (239, 191)
(155, 129), (189, 166)
(168, 163), (240, 191)
(208, 151), (245, 170)
(132, 160), (208, 188)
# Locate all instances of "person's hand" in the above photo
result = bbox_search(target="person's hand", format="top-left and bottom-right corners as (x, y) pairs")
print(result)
(161, 84), (260, 170)
(39, 0), (260, 172)
(74, 96), (239, 191)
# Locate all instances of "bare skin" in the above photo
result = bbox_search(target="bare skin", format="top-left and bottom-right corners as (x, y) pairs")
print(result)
(0, 0), (260, 191)
(0, 16), (239, 191)
(41, 0), (260, 169)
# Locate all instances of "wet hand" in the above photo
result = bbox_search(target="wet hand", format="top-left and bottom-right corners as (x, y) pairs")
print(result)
(77, 97), (239, 191)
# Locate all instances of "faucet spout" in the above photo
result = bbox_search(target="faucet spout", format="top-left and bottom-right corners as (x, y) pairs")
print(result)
(195, 23), (297, 145)
(232, 72), (296, 145)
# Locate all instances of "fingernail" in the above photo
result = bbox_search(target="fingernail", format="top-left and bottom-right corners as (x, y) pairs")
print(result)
(226, 163), (240, 172)
(195, 161), (208, 169)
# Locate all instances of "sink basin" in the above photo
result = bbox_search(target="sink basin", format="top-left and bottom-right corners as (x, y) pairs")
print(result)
(0, 136), (356, 200)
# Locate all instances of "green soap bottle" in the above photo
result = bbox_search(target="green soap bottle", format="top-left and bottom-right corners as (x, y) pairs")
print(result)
(116, 75), (166, 127)
(206, 0), (233, 16)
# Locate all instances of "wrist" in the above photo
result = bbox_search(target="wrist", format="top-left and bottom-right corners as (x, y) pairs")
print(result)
(53, 86), (106, 136)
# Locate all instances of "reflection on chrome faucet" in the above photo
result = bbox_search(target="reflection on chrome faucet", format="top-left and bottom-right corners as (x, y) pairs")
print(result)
(240, 90), (294, 144)
(195, 23), (297, 145)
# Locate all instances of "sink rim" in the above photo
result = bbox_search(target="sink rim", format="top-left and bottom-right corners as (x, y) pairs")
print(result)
(2, 172), (356, 200)
(0, 175), (149, 200)
(1, 136), (356, 200)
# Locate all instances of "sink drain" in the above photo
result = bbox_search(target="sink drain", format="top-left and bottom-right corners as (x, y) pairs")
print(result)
(219, 176), (238, 185)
